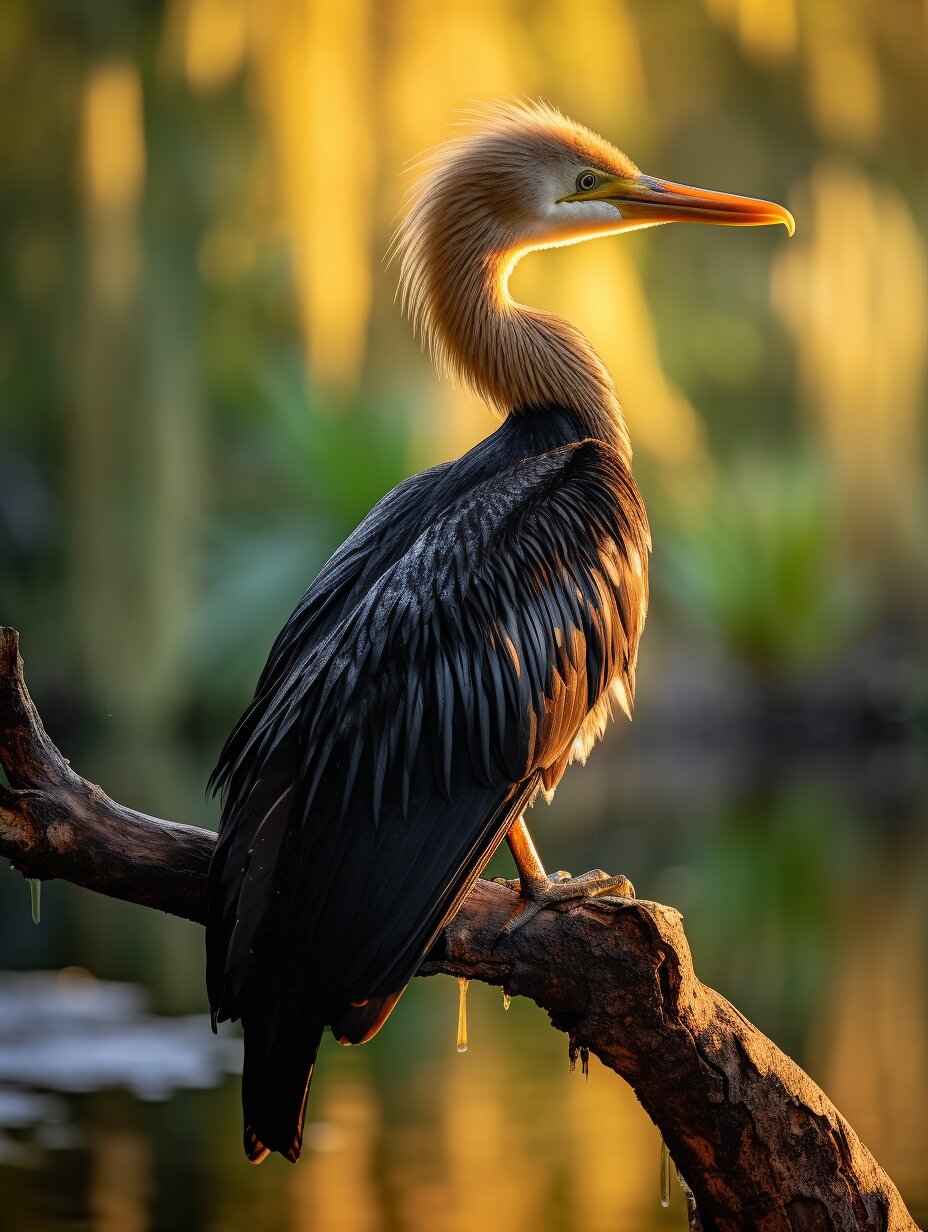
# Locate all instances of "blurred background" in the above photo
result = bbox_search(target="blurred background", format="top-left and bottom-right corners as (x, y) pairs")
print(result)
(1, 0), (927, 1228)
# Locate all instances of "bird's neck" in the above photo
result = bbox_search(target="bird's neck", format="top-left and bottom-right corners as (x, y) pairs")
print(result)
(423, 243), (631, 458)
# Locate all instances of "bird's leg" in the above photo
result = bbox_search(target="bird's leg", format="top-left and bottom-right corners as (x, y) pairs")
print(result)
(496, 815), (551, 898)
(494, 816), (635, 939)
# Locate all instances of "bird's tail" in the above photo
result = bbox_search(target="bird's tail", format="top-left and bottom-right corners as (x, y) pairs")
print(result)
(241, 1013), (325, 1164)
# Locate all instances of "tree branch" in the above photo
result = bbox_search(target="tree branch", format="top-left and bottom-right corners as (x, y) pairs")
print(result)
(0, 628), (919, 1232)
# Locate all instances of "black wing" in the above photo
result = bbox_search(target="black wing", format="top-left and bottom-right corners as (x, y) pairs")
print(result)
(207, 437), (648, 1160)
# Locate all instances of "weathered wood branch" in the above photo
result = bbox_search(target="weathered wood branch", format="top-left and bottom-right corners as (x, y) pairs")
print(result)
(0, 628), (919, 1232)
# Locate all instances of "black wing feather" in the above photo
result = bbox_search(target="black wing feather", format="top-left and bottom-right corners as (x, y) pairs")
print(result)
(206, 432), (649, 1161)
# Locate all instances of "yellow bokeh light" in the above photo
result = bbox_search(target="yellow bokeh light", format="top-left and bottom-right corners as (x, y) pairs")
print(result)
(704, 0), (798, 62)
(772, 160), (927, 562)
(802, 0), (882, 148)
(512, 241), (710, 475)
(184, 0), (247, 93)
(249, 0), (375, 390)
(81, 61), (146, 215)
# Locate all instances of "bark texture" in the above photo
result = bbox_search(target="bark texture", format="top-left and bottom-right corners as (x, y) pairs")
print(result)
(0, 628), (920, 1232)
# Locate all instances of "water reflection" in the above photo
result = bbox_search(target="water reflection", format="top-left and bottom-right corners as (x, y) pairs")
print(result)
(89, 1130), (151, 1232)
(0, 970), (241, 1099)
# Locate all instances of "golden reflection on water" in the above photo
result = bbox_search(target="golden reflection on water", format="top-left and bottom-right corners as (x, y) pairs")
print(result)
(435, 1026), (539, 1232)
(272, 987), (688, 1232)
(563, 1054), (667, 1230)
(291, 1076), (382, 1232)
(811, 858), (928, 1216)
(90, 1130), (151, 1232)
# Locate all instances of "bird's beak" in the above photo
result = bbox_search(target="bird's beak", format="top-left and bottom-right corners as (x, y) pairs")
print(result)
(561, 173), (795, 236)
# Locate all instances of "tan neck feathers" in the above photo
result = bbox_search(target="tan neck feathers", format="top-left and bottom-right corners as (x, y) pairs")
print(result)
(395, 108), (630, 455)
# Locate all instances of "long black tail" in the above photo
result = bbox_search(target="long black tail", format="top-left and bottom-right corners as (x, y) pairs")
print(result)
(241, 1013), (325, 1164)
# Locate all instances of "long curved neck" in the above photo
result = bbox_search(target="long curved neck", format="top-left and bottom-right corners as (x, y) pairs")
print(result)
(414, 235), (631, 459)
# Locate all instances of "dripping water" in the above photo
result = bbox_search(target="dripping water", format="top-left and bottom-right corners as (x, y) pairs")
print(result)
(660, 1139), (672, 1208)
(27, 879), (41, 925)
(502, 991), (511, 1012)
(456, 977), (468, 1053)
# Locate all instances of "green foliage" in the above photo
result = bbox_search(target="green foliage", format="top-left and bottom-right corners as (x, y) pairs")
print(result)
(683, 780), (847, 1052)
(657, 456), (873, 677)
(189, 365), (411, 710)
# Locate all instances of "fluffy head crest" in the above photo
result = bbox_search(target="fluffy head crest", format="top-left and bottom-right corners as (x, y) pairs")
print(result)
(395, 100), (636, 341)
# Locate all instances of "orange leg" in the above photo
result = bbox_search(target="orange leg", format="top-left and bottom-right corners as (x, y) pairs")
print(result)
(504, 816), (551, 896)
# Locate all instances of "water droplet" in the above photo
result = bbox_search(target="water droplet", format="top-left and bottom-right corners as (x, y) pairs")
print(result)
(502, 991), (511, 1012)
(456, 977), (468, 1053)
(580, 1046), (589, 1079)
(660, 1139), (672, 1208)
(27, 879), (41, 925)
(568, 1038), (579, 1073)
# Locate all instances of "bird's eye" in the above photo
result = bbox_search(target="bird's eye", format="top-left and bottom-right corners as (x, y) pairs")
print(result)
(576, 171), (598, 193)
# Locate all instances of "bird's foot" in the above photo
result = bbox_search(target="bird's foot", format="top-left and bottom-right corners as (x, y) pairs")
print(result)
(492, 868), (635, 940)
(492, 869), (573, 893)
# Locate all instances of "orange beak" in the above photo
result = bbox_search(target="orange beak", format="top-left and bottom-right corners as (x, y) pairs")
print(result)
(562, 172), (795, 235)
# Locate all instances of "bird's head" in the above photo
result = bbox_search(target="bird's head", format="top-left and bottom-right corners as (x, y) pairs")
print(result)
(395, 101), (793, 434)
(398, 101), (793, 283)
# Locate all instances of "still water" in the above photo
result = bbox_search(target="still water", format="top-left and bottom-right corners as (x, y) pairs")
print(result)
(1, 711), (926, 1231)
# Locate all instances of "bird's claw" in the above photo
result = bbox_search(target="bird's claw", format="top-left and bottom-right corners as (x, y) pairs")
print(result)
(492, 875), (521, 892)
(493, 869), (635, 944)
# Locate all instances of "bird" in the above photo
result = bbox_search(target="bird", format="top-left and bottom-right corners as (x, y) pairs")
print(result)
(205, 99), (794, 1165)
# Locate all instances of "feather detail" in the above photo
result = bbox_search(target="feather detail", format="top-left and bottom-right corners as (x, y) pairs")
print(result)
(206, 411), (650, 1163)
(224, 783), (295, 999)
